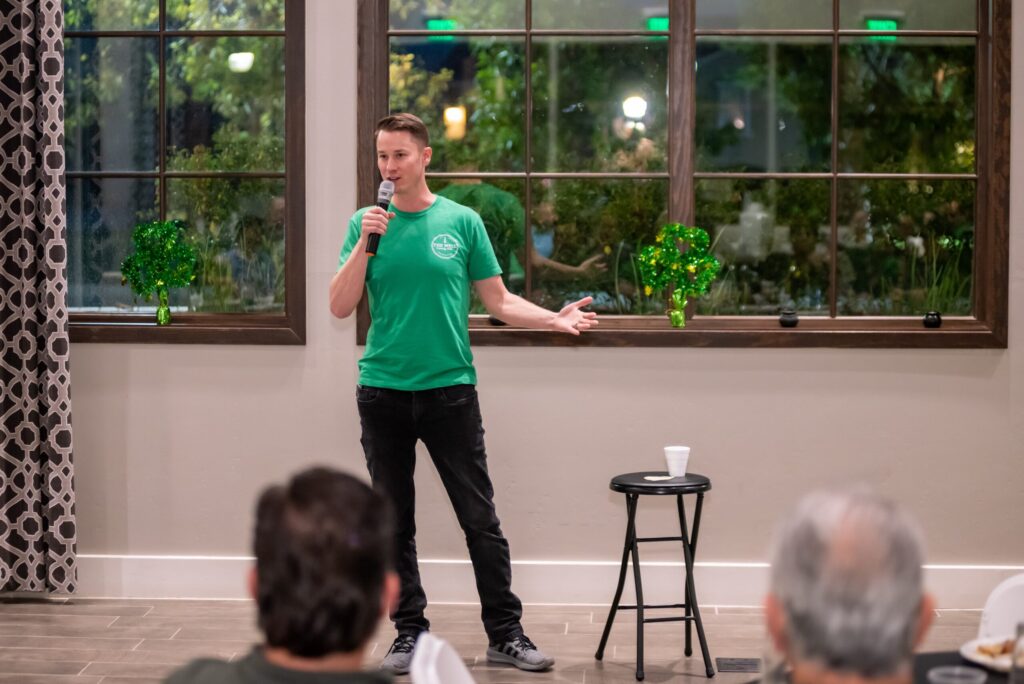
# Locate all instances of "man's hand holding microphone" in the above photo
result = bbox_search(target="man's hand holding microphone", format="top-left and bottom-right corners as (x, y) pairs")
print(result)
(364, 180), (395, 256)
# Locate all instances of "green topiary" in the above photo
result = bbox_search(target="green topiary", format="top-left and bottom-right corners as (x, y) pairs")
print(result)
(121, 220), (197, 325)
(638, 224), (721, 327)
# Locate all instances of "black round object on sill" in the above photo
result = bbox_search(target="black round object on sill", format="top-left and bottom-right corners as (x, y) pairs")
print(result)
(779, 308), (799, 328)
(923, 311), (942, 328)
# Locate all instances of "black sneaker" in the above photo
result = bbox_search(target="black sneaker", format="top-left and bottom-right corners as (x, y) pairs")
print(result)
(486, 633), (555, 672)
(380, 633), (418, 675)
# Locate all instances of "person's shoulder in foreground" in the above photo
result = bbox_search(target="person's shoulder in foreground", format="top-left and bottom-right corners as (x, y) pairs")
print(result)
(163, 467), (399, 683)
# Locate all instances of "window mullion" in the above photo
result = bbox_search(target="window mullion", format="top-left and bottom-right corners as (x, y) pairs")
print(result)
(671, 0), (694, 225)
(524, 0), (533, 303)
(158, 0), (167, 221)
(829, 0), (840, 318)
(973, 0), (990, 323)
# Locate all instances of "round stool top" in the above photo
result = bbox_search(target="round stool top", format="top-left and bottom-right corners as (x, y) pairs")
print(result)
(610, 471), (711, 496)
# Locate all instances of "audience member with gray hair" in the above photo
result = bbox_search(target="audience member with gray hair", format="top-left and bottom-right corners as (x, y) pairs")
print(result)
(759, 489), (936, 684)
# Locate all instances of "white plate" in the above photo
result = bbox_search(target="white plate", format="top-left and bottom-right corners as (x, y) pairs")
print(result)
(959, 636), (1014, 673)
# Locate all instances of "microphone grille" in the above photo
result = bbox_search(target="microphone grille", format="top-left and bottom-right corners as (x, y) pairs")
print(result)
(378, 180), (395, 201)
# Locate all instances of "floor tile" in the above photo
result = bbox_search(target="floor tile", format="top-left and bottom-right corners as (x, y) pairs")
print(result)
(0, 599), (980, 682)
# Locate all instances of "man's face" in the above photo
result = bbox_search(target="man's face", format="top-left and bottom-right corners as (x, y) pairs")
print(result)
(376, 129), (431, 194)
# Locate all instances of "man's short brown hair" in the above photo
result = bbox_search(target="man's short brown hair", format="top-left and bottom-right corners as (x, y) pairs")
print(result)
(254, 467), (394, 657)
(375, 113), (430, 148)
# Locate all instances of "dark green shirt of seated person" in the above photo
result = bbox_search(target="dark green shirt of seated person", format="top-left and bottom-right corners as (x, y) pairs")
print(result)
(164, 468), (400, 684)
(437, 183), (605, 286)
(166, 648), (391, 684)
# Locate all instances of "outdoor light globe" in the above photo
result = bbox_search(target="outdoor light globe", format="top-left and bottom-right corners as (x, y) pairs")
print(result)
(443, 105), (467, 140)
(228, 52), (255, 73)
(622, 95), (648, 120)
(443, 105), (466, 125)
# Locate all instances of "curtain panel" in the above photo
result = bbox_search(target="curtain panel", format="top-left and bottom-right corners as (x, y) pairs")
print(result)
(0, 0), (76, 593)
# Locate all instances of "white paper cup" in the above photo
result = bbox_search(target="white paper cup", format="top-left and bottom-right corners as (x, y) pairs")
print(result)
(664, 446), (690, 477)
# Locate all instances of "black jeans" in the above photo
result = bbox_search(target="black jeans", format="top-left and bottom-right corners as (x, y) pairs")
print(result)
(356, 383), (524, 643)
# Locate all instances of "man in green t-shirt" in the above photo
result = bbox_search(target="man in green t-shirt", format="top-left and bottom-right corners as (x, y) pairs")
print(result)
(330, 113), (598, 675)
(164, 468), (397, 684)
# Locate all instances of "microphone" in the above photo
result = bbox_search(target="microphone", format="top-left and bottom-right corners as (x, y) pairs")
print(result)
(366, 180), (395, 256)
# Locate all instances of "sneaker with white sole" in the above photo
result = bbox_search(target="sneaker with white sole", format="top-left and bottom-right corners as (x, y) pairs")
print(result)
(486, 633), (555, 672)
(380, 633), (418, 675)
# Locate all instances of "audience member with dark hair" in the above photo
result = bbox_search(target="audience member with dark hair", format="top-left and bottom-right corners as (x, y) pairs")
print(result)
(165, 467), (399, 683)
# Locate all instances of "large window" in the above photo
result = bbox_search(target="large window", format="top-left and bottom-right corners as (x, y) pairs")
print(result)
(65, 0), (304, 344)
(358, 0), (1009, 347)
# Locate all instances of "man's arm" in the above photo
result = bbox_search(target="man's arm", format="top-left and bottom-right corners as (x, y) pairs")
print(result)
(474, 275), (598, 335)
(329, 207), (393, 319)
(532, 251), (606, 277)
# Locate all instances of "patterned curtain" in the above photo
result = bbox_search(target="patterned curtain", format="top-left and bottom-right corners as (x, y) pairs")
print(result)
(0, 0), (76, 593)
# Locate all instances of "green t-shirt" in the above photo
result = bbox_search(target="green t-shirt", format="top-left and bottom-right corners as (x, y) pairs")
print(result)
(339, 195), (502, 391)
(165, 648), (392, 684)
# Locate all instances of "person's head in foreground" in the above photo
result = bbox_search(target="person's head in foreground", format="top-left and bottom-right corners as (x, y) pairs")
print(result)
(764, 489), (935, 684)
(165, 467), (399, 683)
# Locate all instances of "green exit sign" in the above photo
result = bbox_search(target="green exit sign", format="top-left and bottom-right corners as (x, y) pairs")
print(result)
(646, 16), (669, 32)
(426, 17), (457, 41)
(865, 17), (900, 41)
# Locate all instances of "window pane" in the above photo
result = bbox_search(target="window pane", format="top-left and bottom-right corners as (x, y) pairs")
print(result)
(532, 37), (668, 172)
(166, 37), (286, 173)
(837, 180), (974, 316)
(167, 178), (286, 313)
(695, 179), (832, 316)
(840, 0), (976, 31)
(696, 38), (832, 173)
(839, 38), (975, 174)
(67, 178), (159, 311)
(64, 0), (158, 30)
(65, 38), (159, 173)
(432, 179), (526, 311)
(697, 0), (831, 30)
(528, 179), (668, 315)
(167, 0), (285, 30)
(533, 0), (668, 30)
(389, 0), (524, 30)
(390, 38), (526, 172)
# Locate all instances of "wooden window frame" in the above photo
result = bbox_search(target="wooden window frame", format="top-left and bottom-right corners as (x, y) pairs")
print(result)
(66, 0), (306, 345)
(357, 0), (1009, 348)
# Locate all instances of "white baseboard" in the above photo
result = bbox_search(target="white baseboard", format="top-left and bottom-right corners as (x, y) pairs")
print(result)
(76, 554), (1021, 608)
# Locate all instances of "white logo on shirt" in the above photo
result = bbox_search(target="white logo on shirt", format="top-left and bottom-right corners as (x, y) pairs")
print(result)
(431, 233), (460, 259)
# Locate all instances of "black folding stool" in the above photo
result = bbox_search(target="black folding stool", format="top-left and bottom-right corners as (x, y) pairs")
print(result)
(595, 471), (715, 681)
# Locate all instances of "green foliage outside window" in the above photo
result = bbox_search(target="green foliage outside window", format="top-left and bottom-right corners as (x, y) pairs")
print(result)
(386, 2), (977, 319)
(64, 0), (288, 315)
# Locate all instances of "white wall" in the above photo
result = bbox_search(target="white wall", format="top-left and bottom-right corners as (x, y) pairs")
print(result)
(69, 0), (1024, 607)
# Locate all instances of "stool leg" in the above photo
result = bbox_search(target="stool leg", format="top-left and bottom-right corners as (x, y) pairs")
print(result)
(680, 493), (715, 678)
(596, 493), (638, 661)
(677, 495), (693, 657)
(630, 495), (645, 681)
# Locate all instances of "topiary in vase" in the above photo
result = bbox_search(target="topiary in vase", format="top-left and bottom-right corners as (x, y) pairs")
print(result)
(638, 224), (721, 328)
(121, 220), (197, 325)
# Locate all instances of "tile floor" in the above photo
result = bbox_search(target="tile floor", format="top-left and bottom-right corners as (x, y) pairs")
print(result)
(0, 597), (981, 683)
